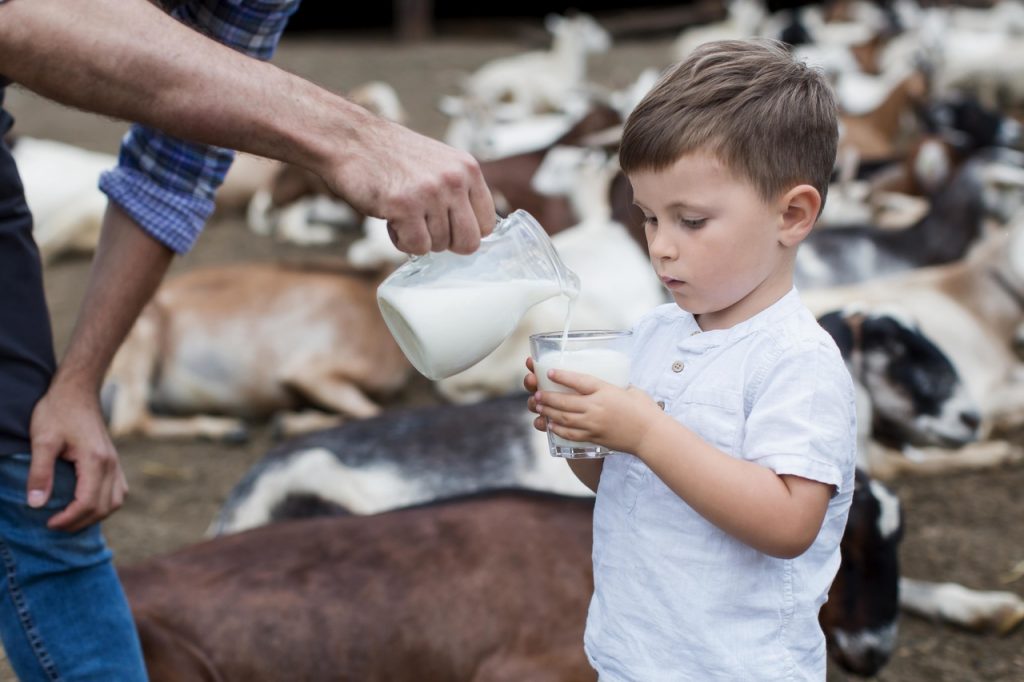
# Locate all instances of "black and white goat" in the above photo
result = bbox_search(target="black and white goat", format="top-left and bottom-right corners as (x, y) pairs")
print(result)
(210, 307), (976, 535)
(797, 151), (1000, 290)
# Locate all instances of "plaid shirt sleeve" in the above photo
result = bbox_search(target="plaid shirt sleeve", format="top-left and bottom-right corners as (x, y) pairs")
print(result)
(99, 0), (302, 253)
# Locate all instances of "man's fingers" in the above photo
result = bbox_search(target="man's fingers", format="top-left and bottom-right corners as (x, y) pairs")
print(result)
(387, 216), (431, 255)
(447, 197), (482, 255)
(425, 209), (452, 253)
(467, 167), (496, 238)
(27, 435), (61, 508)
(533, 416), (547, 432)
(47, 452), (102, 531)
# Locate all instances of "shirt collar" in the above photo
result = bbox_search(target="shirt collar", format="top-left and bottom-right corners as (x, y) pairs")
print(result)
(675, 287), (802, 350)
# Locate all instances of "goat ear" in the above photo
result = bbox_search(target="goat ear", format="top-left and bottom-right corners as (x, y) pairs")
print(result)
(545, 13), (564, 33)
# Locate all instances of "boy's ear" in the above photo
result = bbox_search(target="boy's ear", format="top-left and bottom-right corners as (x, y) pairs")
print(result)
(777, 184), (821, 247)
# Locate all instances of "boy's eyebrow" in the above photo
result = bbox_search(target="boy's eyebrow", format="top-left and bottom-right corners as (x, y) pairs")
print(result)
(632, 200), (712, 213)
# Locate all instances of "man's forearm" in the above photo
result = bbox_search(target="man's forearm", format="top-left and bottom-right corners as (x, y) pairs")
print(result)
(0, 0), (367, 175)
(55, 202), (173, 392)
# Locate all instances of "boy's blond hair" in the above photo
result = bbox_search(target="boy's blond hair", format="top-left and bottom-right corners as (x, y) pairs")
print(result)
(620, 39), (838, 209)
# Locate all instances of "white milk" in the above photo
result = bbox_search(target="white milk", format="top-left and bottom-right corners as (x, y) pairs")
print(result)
(378, 279), (563, 380)
(534, 347), (631, 453)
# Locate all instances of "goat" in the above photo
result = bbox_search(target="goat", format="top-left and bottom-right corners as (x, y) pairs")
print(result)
(126, 492), (598, 682)
(837, 69), (929, 166)
(133, 486), (900, 679)
(821, 468), (903, 676)
(672, 0), (765, 60)
(818, 308), (979, 455)
(102, 262), (410, 441)
(210, 306), (975, 535)
(801, 209), (1024, 471)
(796, 149), (1004, 290)
(11, 136), (113, 263)
(460, 13), (610, 116)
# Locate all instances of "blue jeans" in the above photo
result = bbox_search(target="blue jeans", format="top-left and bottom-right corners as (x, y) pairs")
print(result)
(0, 454), (147, 681)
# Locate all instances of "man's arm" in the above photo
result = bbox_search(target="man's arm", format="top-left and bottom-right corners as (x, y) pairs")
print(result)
(28, 203), (171, 531)
(0, 0), (495, 253)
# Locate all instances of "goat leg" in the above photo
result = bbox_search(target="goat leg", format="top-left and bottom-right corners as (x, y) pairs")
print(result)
(866, 440), (1023, 480)
(900, 578), (1024, 635)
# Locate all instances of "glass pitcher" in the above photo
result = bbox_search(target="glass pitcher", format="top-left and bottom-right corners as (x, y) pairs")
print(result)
(377, 209), (581, 380)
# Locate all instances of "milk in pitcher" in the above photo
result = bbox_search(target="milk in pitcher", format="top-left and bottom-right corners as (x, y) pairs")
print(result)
(378, 278), (565, 380)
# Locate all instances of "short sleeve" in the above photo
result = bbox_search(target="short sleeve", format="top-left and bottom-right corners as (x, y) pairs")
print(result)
(741, 340), (857, 494)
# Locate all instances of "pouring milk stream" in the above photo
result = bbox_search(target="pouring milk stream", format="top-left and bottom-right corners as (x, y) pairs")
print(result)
(377, 210), (631, 456)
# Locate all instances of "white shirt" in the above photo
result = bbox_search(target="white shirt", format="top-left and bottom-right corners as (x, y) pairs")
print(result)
(585, 289), (857, 681)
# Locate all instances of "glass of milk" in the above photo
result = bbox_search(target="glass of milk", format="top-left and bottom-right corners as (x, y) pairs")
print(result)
(530, 330), (632, 458)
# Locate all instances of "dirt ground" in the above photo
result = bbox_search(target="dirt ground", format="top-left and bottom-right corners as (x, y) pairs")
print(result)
(3, 30), (1023, 682)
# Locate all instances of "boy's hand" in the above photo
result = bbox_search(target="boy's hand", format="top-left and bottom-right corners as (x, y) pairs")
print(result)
(534, 368), (661, 454)
(524, 357), (546, 433)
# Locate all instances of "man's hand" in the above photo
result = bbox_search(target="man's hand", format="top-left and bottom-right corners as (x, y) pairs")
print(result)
(533, 368), (661, 454)
(28, 379), (127, 532)
(326, 116), (495, 256)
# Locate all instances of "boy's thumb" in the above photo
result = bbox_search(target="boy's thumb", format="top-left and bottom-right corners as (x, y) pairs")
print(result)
(26, 439), (60, 508)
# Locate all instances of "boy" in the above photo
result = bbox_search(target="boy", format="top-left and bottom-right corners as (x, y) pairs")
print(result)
(525, 39), (856, 680)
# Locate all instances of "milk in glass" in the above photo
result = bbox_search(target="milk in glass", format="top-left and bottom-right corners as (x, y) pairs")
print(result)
(534, 345), (632, 455)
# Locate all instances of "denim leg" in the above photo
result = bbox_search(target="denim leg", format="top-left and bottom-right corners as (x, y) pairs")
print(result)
(0, 453), (148, 681)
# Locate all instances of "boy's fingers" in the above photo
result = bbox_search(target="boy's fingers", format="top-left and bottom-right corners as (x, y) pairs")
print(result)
(538, 405), (582, 428)
(524, 373), (538, 393)
(549, 423), (588, 442)
(547, 369), (601, 394)
(533, 416), (547, 432)
(534, 390), (586, 413)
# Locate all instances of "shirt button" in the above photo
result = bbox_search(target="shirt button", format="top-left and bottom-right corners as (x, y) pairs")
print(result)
(656, 400), (666, 410)
(671, 360), (684, 373)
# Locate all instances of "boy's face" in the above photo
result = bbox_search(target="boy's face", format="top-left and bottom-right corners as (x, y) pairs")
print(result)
(630, 151), (794, 331)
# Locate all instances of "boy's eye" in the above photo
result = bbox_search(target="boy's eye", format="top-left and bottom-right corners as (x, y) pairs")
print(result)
(680, 217), (706, 229)
(642, 215), (657, 227)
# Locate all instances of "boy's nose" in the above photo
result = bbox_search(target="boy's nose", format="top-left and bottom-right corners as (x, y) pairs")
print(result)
(647, 230), (675, 260)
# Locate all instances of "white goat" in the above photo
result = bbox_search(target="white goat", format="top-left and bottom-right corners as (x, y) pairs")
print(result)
(461, 13), (610, 116)
(672, 0), (766, 60)
(11, 137), (114, 263)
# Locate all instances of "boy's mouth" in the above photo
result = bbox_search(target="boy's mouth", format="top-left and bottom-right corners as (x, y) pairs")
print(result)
(660, 275), (684, 288)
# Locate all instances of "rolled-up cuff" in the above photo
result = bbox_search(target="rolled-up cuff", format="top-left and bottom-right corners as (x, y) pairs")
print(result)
(99, 167), (212, 253)
(751, 453), (844, 495)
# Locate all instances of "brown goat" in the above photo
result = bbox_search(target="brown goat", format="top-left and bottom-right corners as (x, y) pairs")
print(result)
(123, 492), (596, 682)
(103, 262), (410, 441)
(122, 487), (903, 680)
(839, 70), (929, 165)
